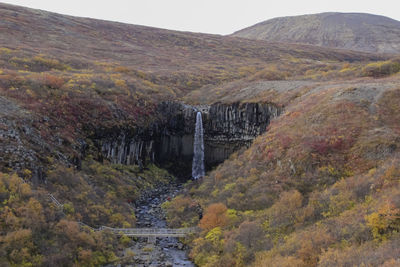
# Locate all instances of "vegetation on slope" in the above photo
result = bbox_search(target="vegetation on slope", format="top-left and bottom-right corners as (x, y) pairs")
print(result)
(0, 161), (172, 266)
(165, 84), (400, 266)
(184, 57), (400, 104)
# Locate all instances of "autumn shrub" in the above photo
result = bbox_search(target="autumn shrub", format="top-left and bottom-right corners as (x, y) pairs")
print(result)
(366, 201), (400, 241)
(249, 66), (287, 81)
(0, 172), (119, 266)
(377, 88), (400, 131)
(319, 236), (400, 267)
(8, 56), (70, 72)
(114, 66), (130, 73)
(199, 203), (229, 231)
(229, 221), (269, 263)
(1, 228), (42, 266)
(361, 59), (400, 78)
(162, 195), (200, 227)
(33, 56), (70, 71)
(267, 190), (303, 229)
(180, 83), (400, 266)
(254, 253), (304, 267)
(42, 74), (65, 89)
(0, 161), (174, 265)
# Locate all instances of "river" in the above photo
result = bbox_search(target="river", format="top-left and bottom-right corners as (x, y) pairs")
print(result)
(120, 183), (195, 267)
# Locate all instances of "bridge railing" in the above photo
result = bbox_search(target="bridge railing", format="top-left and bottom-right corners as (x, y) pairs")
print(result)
(48, 193), (63, 208)
(98, 226), (199, 236)
(78, 222), (98, 231)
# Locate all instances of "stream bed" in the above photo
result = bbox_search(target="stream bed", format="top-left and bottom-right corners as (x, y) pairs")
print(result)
(121, 184), (195, 267)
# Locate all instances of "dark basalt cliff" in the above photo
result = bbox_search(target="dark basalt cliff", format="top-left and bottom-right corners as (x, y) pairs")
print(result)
(96, 102), (282, 177)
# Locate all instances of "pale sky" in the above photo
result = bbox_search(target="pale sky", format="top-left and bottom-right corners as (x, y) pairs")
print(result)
(1, 0), (399, 35)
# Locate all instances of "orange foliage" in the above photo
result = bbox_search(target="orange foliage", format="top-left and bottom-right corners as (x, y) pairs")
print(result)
(42, 74), (65, 89)
(199, 203), (229, 231)
(254, 253), (304, 267)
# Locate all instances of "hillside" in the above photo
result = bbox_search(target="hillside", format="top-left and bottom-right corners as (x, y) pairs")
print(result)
(0, 2), (399, 267)
(232, 12), (400, 54)
(0, 3), (386, 174)
(1, 5), (382, 76)
(167, 75), (400, 266)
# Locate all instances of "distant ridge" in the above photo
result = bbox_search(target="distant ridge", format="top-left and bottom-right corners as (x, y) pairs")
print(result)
(0, 3), (383, 77)
(232, 12), (400, 54)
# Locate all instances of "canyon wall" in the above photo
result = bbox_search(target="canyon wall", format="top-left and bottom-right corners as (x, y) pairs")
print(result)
(96, 102), (282, 177)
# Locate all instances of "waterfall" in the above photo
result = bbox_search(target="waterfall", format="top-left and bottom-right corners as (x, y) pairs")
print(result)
(192, 111), (205, 179)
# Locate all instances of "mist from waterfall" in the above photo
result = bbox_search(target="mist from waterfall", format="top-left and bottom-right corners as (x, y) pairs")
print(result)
(192, 111), (205, 179)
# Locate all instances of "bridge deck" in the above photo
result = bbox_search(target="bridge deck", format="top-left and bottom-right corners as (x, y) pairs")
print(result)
(86, 226), (199, 238)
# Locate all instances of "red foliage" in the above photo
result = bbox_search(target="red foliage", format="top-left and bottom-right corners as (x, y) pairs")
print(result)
(304, 126), (354, 155)
(277, 134), (293, 149)
(42, 74), (65, 89)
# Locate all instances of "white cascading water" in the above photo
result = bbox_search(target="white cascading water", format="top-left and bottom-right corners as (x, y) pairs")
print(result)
(192, 111), (205, 179)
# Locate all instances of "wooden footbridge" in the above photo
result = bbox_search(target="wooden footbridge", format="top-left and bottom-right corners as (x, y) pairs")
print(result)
(79, 223), (198, 243)
(98, 226), (198, 238)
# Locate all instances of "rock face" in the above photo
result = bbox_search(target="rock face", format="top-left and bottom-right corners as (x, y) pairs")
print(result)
(203, 103), (280, 166)
(232, 12), (400, 54)
(0, 97), (62, 184)
(96, 101), (282, 177)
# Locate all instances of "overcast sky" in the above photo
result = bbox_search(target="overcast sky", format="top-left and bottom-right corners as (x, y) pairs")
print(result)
(1, 0), (399, 34)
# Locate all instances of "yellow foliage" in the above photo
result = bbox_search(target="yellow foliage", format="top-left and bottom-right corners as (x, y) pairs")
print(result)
(211, 189), (219, 197)
(9, 174), (23, 194)
(227, 209), (239, 223)
(205, 226), (223, 246)
(366, 202), (400, 240)
(142, 79), (157, 88)
(119, 235), (131, 247)
(362, 60), (400, 77)
(114, 66), (130, 73)
(254, 252), (304, 267)
(114, 79), (127, 88)
(224, 183), (235, 191)
(22, 169), (32, 179)
(383, 166), (400, 181)
(322, 191), (355, 218)
(20, 183), (32, 198)
(0, 47), (12, 54)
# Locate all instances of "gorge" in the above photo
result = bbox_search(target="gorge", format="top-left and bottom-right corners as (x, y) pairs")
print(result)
(96, 101), (282, 178)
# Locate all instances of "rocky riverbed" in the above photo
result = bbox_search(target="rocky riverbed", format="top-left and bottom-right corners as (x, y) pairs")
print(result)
(119, 184), (195, 267)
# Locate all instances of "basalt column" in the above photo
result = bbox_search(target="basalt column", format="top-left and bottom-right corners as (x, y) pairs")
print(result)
(96, 102), (282, 178)
(203, 102), (281, 168)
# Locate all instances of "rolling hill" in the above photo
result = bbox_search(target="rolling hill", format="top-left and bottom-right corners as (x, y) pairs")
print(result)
(233, 12), (400, 54)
